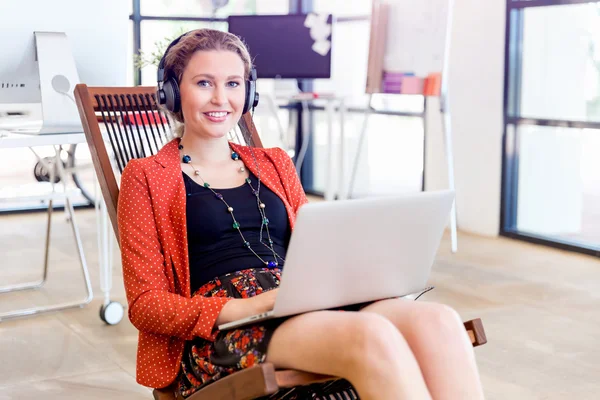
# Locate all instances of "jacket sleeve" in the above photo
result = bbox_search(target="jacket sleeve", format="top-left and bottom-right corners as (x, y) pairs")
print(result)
(117, 159), (231, 341)
(277, 147), (308, 213)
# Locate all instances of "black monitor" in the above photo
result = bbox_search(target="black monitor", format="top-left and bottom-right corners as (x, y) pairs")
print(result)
(228, 14), (332, 79)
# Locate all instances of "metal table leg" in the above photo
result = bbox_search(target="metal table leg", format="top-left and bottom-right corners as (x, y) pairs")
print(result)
(0, 147), (93, 322)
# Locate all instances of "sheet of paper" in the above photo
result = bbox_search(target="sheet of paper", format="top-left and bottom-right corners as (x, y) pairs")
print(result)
(312, 40), (331, 56)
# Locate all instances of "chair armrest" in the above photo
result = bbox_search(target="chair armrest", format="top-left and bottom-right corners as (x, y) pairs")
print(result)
(464, 318), (487, 347)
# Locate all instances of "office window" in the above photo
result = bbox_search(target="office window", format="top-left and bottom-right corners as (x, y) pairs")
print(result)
(520, 4), (600, 122)
(313, 0), (372, 17)
(515, 125), (600, 246)
(127, 20), (135, 86)
(141, 0), (260, 17)
(255, 0), (289, 14)
(502, 0), (600, 254)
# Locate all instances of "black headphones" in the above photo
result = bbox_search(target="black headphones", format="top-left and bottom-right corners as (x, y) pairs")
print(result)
(156, 31), (259, 115)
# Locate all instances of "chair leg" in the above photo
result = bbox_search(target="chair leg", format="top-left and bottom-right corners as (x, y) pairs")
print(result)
(0, 197), (94, 322)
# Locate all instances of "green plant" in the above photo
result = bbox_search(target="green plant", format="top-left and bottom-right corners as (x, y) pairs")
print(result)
(133, 28), (188, 69)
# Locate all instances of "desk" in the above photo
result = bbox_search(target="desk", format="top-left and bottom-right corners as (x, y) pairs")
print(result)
(0, 131), (86, 148)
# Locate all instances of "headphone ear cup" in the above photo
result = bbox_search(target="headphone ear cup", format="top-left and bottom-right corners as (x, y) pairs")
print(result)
(244, 79), (259, 115)
(253, 91), (259, 109)
(157, 87), (166, 105)
(243, 80), (252, 115)
(163, 77), (181, 113)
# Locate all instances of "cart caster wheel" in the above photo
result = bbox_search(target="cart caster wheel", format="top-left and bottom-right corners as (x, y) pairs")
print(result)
(99, 301), (124, 325)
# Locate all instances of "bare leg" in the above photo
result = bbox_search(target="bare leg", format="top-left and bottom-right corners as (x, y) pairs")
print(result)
(266, 310), (432, 400)
(360, 299), (485, 400)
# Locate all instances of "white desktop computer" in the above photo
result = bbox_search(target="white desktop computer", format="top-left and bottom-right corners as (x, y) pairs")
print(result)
(0, 0), (129, 135)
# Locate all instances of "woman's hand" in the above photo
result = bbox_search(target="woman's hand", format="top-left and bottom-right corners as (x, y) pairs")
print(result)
(215, 289), (279, 326)
(251, 288), (278, 314)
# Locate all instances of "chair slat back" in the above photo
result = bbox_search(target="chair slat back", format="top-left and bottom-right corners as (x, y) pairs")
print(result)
(93, 90), (171, 173)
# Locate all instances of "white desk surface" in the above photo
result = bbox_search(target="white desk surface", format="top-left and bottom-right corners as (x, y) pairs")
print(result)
(0, 131), (87, 148)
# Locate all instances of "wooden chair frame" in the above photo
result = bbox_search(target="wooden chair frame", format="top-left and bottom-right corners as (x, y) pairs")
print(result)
(74, 84), (487, 400)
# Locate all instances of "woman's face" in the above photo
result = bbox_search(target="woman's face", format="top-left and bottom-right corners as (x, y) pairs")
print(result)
(179, 50), (246, 140)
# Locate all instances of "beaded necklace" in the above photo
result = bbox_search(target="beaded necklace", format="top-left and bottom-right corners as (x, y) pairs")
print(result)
(179, 143), (285, 268)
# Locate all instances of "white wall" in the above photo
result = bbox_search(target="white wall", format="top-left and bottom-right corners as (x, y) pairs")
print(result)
(425, 0), (506, 237)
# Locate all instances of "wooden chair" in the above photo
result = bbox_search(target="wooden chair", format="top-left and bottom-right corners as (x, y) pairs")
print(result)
(74, 84), (487, 400)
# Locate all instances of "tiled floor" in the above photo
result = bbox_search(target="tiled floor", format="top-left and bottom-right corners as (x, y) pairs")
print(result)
(1, 207), (600, 399)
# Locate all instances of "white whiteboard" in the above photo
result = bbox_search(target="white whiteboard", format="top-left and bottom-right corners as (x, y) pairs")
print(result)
(366, 0), (450, 93)
(383, 0), (449, 75)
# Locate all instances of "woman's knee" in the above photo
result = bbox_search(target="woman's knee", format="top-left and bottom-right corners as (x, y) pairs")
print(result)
(266, 311), (420, 384)
(344, 313), (411, 368)
(409, 303), (464, 338)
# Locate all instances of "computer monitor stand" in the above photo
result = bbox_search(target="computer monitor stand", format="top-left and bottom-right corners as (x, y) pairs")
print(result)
(26, 31), (83, 135)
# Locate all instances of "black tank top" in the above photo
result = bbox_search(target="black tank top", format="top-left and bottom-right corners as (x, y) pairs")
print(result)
(183, 171), (290, 294)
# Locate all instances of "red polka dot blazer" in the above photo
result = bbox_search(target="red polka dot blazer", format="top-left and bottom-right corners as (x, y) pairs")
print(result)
(117, 138), (308, 388)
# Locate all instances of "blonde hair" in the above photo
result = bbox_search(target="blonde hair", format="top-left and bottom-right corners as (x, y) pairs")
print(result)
(160, 29), (253, 138)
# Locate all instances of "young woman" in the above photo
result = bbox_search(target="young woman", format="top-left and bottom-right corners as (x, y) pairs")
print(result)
(118, 28), (485, 400)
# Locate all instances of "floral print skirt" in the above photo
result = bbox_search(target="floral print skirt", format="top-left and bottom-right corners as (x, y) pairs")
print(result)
(177, 267), (358, 399)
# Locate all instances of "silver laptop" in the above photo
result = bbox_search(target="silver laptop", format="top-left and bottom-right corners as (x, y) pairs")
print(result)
(218, 190), (454, 331)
